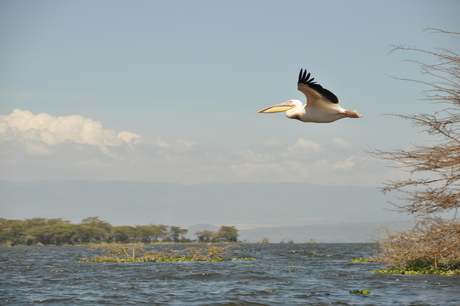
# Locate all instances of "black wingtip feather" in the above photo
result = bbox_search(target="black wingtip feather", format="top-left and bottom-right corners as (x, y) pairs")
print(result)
(298, 68), (317, 86)
(297, 68), (339, 104)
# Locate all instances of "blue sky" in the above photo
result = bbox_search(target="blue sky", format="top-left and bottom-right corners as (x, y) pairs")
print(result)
(1, 0), (459, 186)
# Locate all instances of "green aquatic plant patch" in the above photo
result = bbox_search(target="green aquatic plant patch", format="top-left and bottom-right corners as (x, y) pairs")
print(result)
(351, 257), (460, 275)
(372, 268), (460, 275)
(371, 259), (460, 275)
(350, 257), (379, 263)
(78, 243), (255, 263)
(349, 290), (371, 294)
(231, 257), (256, 261)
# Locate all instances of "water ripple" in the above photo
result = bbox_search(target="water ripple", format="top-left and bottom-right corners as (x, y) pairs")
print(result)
(1, 244), (460, 305)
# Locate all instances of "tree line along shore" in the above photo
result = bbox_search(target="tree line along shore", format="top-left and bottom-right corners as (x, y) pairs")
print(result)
(0, 217), (238, 246)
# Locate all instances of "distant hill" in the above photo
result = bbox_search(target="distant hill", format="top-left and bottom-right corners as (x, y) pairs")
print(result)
(237, 221), (411, 243)
(1, 180), (405, 242)
(186, 221), (410, 243)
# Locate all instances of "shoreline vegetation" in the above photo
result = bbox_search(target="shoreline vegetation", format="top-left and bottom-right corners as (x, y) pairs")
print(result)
(351, 257), (460, 276)
(0, 217), (239, 247)
(0, 217), (318, 247)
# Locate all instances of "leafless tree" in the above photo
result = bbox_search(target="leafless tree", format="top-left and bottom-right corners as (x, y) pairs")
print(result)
(371, 29), (460, 272)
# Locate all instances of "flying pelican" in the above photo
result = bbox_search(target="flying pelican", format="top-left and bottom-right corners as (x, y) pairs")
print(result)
(258, 69), (362, 123)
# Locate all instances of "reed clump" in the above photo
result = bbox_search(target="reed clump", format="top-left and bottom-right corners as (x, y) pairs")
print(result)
(78, 243), (253, 263)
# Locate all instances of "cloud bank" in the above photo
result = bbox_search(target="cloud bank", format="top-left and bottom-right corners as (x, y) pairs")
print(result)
(0, 109), (140, 148)
(0, 109), (395, 186)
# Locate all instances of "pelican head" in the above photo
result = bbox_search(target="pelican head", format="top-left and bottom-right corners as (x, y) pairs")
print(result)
(257, 99), (302, 114)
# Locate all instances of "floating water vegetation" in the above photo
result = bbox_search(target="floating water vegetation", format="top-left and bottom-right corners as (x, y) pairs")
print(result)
(372, 269), (459, 275)
(351, 257), (460, 275)
(350, 257), (379, 263)
(231, 257), (256, 261)
(385, 259), (459, 275)
(349, 290), (371, 294)
(78, 243), (255, 263)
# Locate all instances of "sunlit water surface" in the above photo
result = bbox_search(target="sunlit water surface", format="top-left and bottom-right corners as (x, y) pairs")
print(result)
(1, 243), (459, 305)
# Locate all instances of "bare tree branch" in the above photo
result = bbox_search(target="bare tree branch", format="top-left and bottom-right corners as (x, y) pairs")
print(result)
(371, 30), (460, 272)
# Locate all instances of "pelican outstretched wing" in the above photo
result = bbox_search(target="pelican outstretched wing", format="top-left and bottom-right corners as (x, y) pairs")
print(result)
(297, 69), (339, 105)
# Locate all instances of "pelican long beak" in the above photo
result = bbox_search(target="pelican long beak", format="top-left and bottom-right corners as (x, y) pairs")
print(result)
(257, 102), (296, 113)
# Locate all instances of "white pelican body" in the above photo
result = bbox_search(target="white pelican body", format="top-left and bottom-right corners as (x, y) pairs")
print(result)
(258, 69), (362, 123)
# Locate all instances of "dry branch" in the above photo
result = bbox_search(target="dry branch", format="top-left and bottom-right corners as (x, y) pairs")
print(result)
(371, 29), (460, 273)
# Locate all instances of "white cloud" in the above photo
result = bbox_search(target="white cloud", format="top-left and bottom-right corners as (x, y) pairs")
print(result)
(332, 156), (355, 169)
(260, 138), (283, 147)
(0, 109), (399, 186)
(25, 142), (53, 156)
(230, 138), (357, 183)
(331, 138), (355, 151)
(150, 137), (197, 153)
(0, 109), (141, 147)
(281, 138), (323, 159)
(117, 131), (141, 143)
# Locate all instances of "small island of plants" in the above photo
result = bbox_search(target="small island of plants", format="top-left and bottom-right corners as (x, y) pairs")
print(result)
(78, 243), (255, 263)
(349, 290), (371, 295)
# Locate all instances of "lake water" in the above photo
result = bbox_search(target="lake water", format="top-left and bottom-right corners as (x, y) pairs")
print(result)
(1, 243), (459, 305)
